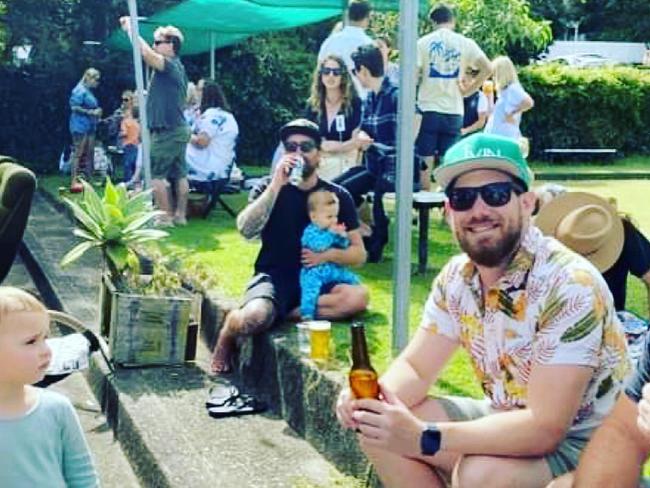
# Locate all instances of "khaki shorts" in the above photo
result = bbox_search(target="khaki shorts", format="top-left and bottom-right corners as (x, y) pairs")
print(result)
(437, 396), (595, 478)
(150, 126), (190, 180)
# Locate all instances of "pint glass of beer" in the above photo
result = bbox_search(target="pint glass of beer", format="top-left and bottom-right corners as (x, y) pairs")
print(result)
(295, 322), (311, 355)
(309, 321), (331, 362)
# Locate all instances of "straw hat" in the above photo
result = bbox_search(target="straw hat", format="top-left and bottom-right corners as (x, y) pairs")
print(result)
(535, 192), (624, 272)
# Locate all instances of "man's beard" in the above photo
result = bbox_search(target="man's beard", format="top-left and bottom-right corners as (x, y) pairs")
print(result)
(456, 214), (523, 268)
(301, 156), (318, 180)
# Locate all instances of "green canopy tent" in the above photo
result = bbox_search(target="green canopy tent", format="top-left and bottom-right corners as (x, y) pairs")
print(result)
(247, 0), (430, 14)
(108, 0), (342, 58)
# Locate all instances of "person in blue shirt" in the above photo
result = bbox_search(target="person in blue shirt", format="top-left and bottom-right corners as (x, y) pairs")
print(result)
(300, 190), (361, 319)
(0, 287), (98, 487)
(68, 67), (102, 192)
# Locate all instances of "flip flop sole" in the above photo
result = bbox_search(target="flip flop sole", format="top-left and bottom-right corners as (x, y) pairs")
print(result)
(207, 395), (267, 418)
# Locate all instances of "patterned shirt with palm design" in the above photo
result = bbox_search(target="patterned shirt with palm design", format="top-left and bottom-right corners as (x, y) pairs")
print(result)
(421, 226), (630, 432)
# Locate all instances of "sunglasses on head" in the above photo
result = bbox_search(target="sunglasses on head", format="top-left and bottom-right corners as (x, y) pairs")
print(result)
(320, 67), (343, 76)
(284, 140), (317, 153)
(153, 39), (171, 46)
(446, 181), (524, 212)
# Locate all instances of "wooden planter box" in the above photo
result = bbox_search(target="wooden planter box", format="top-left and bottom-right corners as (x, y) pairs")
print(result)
(99, 275), (199, 367)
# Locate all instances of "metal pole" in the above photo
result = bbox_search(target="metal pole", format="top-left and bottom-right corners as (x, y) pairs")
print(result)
(391, 0), (419, 355)
(210, 32), (216, 80)
(126, 0), (151, 189)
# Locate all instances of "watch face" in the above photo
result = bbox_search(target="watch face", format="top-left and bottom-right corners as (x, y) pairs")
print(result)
(421, 425), (441, 456)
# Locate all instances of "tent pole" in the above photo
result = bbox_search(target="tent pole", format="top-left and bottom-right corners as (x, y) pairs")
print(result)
(392, 0), (419, 355)
(210, 32), (216, 80)
(126, 0), (151, 190)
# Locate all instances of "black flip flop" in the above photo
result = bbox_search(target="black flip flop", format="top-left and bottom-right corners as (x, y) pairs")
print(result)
(207, 394), (267, 418)
(206, 381), (240, 408)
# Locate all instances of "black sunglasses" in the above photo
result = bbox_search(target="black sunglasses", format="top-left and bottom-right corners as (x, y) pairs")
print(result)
(320, 67), (343, 76)
(154, 39), (171, 46)
(284, 140), (317, 153)
(121, 97), (130, 102)
(446, 181), (524, 212)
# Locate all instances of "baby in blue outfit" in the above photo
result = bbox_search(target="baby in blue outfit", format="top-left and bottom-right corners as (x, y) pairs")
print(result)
(300, 190), (360, 319)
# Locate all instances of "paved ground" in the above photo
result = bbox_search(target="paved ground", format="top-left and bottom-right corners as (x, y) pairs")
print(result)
(6, 256), (141, 488)
(20, 192), (359, 487)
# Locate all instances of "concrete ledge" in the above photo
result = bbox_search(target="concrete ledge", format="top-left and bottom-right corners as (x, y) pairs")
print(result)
(24, 191), (358, 487)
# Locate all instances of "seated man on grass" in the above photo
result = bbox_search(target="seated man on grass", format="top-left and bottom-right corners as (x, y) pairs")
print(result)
(210, 119), (368, 374)
(336, 133), (630, 487)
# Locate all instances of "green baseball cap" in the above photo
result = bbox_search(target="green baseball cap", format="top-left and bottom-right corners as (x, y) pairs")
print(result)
(433, 133), (534, 190)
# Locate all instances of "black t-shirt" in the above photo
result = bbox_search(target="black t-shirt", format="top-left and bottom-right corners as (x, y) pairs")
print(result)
(603, 219), (650, 311)
(303, 97), (362, 143)
(252, 178), (359, 277)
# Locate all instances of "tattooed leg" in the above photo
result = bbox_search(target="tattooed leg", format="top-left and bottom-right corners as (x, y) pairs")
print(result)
(210, 299), (276, 374)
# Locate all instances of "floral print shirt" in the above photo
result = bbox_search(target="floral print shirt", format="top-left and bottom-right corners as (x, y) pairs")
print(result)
(421, 226), (630, 431)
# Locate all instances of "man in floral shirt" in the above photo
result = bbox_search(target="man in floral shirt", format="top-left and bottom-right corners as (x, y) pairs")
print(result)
(335, 133), (629, 487)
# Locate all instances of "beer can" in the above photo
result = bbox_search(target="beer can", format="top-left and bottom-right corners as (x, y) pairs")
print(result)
(289, 156), (304, 185)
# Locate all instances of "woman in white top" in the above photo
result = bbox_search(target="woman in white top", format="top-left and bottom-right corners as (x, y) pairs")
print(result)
(186, 80), (238, 184)
(484, 56), (534, 141)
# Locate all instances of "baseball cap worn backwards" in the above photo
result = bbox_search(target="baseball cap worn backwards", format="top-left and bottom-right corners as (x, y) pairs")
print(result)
(434, 133), (534, 191)
(279, 118), (322, 148)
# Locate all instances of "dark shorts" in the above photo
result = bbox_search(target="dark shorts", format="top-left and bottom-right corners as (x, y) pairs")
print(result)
(416, 112), (463, 159)
(243, 272), (337, 320)
(150, 126), (190, 180)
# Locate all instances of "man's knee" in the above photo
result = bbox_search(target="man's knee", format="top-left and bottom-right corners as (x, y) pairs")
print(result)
(238, 299), (276, 335)
(340, 285), (369, 315)
(151, 178), (169, 190)
(545, 472), (573, 488)
(453, 456), (504, 488)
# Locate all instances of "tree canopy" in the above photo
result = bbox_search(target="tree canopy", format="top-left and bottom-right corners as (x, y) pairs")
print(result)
(454, 0), (552, 60)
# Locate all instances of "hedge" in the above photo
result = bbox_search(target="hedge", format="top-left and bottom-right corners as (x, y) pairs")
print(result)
(520, 64), (650, 158)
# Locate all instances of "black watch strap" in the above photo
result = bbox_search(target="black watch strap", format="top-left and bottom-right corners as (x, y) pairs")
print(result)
(420, 423), (442, 456)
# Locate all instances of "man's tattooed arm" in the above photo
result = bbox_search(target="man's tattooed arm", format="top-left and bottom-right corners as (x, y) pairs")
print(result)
(236, 186), (279, 239)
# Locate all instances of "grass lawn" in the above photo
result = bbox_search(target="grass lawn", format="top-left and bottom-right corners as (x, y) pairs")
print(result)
(39, 174), (650, 400)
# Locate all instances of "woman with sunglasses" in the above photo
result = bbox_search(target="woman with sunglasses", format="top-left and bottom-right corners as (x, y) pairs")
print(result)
(304, 55), (362, 180)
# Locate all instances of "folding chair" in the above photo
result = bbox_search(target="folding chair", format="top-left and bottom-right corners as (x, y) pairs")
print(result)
(188, 158), (238, 218)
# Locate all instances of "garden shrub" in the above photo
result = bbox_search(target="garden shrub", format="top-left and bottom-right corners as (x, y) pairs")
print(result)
(519, 64), (650, 158)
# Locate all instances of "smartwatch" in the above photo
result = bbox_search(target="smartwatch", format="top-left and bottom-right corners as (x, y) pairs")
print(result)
(420, 423), (442, 456)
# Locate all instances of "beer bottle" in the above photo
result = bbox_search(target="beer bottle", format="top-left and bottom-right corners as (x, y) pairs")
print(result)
(348, 322), (379, 399)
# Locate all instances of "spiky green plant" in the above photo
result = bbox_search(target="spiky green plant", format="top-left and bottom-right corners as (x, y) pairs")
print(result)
(60, 178), (168, 284)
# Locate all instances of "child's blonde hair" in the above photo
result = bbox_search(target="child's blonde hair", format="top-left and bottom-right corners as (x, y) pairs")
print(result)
(492, 55), (519, 92)
(307, 190), (339, 213)
(0, 287), (47, 328)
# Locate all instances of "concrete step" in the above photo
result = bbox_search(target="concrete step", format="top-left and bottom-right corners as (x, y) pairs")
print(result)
(23, 192), (359, 488)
